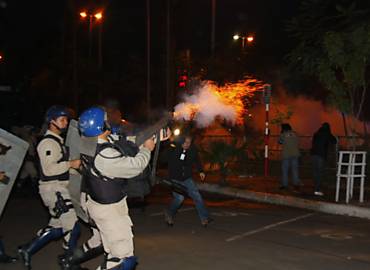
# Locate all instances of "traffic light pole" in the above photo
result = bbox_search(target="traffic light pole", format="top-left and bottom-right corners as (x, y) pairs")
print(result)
(263, 84), (271, 177)
(264, 103), (269, 177)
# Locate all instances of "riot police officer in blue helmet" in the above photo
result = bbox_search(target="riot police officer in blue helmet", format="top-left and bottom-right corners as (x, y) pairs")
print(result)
(78, 106), (111, 137)
(78, 106), (164, 270)
(18, 105), (82, 270)
(45, 105), (70, 134)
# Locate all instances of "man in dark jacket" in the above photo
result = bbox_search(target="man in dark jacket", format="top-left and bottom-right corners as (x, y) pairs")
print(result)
(311, 123), (337, 196)
(164, 134), (212, 227)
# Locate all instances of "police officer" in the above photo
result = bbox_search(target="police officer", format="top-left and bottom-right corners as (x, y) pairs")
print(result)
(18, 105), (82, 270)
(78, 107), (162, 270)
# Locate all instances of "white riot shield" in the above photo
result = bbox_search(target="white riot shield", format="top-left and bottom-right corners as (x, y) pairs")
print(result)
(0, 128), (29, 218)
(65, 120), (96, 222)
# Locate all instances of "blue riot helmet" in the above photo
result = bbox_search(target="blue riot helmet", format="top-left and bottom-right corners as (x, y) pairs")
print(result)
(45, 105), (69, 124)
(79, 107), (110, 137)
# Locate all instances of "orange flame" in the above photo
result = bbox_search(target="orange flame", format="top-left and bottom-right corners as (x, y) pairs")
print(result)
(174, 78), (263, 125)
(216, 78), (263, 124)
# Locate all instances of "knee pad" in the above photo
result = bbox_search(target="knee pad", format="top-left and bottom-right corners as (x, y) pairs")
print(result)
(37, 226), (61, 237)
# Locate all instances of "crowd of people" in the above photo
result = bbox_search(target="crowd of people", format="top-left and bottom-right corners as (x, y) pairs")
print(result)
(0, 103), (340, 269)
(278, 122), (337, 196)
(1, 104), (209, 270)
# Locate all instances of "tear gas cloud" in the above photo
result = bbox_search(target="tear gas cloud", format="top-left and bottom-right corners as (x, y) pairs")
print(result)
(174, 82), (237, 128)
(173, 80), (368, 136)
(249, 87), (367, 136)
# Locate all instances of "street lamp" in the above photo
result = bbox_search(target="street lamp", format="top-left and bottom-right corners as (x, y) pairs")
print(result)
(79, 10), (103, 67)
(233, 33), (254, 49)
(246, 35), (254, 43)
(94, 12), (103, 20)
(79, 11), (87, 18)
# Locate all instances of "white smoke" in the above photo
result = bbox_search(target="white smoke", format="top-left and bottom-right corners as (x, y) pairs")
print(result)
(174, 83), (237, 128)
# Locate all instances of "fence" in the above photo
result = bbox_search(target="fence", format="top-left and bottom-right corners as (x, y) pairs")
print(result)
(197, 134), (369, 180)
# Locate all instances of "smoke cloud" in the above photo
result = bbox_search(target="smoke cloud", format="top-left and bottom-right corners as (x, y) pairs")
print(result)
(174, 83), (237, 128)
(249, 87), (367, 136)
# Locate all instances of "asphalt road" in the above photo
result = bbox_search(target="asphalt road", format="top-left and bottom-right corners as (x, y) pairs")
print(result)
(1, 192), (370, 270)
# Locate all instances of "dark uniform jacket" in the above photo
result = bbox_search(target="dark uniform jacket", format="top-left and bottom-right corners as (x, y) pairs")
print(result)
(311, 127), (337, 159)
(166, 142), (203, 182)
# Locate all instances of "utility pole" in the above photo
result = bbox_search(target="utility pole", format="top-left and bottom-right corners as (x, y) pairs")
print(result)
(73, 18), (78, 110)
(146, 0), (151, 118)
(68, 0), (78, 110)
(211, 0), (216, 57)
(98, 22), (103, 69)
(88, 15), (93, 60)
(166, 0), (171, 108)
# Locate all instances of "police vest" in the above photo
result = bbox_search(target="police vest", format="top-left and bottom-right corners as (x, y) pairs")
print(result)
(83, 142), (129, 204)
(39, 134), (70, 182)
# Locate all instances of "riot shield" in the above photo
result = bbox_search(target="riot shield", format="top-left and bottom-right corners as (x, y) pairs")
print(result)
(65, 119), (97, 159)
(0, 128), (29, 218)
(65, 120), (96, 222)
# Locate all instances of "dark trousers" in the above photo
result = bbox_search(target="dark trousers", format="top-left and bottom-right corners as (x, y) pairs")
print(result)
(312, 155), (325, 192)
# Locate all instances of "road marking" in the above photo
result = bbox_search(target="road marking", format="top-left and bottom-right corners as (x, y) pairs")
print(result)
(150, 207), (194, 216)
(211, 211), (250, 217)
(226, 213), (314, 242)
(320, 233), (353, 240)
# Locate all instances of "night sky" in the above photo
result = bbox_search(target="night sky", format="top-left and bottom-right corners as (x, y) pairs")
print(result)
(0, 0), (367, 128)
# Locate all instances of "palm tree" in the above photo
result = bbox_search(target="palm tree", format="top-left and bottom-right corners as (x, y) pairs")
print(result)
(201, 139), (245, 186)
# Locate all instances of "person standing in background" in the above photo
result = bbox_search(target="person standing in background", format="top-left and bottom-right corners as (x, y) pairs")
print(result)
(311, 123), (337, 196)
(279, 123), (301, 191)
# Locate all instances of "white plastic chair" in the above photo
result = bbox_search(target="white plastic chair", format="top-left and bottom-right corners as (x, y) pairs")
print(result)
(336, 151), (366, 203)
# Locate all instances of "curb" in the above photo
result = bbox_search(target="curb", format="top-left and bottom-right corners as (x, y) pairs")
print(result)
(197, 183), (370, 220)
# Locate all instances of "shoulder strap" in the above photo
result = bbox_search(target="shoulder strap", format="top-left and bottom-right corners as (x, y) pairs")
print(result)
(40, 134), (63, 148)
(85, 143), (124, 182)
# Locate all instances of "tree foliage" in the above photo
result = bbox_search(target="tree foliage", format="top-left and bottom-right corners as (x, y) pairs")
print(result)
(201, 139), (246, 185)
(286, 0), (370, 120)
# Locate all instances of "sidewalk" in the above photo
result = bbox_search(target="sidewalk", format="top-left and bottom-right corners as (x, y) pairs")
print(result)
(194, 174), (370, 220)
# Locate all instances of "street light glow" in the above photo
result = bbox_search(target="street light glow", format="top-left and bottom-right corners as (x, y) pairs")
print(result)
(79, 11), (87, 18)
(233, 34), (240, 40)
(247, 36), (254, 43)
(94, 12), (103, 20)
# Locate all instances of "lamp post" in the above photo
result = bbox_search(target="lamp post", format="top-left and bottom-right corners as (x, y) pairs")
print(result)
(233, 34), (254, 50)
(79, 10), (103, 67)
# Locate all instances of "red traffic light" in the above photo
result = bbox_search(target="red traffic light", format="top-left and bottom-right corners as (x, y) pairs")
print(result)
(179, 81), (186, 88)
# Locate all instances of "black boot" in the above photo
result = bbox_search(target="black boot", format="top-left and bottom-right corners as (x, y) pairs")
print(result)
(18, 227), (64, 269)
(59, 245), (104, 270)
(0, 240), (17, 263)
